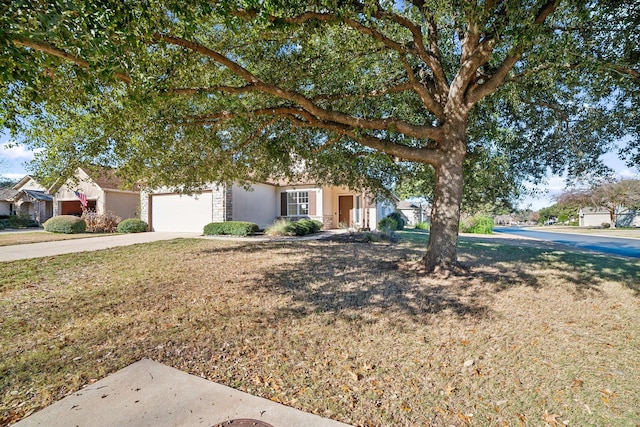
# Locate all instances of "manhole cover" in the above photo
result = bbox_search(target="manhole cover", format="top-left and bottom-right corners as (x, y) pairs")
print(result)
(213, 419), (274, 427)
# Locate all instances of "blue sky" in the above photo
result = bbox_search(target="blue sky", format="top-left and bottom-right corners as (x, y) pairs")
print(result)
(2, 130), (638, 210)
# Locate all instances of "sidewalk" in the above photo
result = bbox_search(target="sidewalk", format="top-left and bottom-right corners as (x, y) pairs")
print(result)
(0, 232), (200, 262)
(14, 359), (350, 427)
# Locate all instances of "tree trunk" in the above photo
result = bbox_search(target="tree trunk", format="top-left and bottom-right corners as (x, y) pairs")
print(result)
(609, 207), (616, 229)
(422, 125), (467, 273)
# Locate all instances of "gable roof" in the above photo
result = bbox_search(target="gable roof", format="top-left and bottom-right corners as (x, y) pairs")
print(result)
(48, 165), (139, 193)
(0, 187), (19, 201)
(80, 166), (126, 190)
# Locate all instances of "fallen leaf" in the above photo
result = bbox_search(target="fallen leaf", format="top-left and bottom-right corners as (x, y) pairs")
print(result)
(571, 378), (583, 391)
(543, 411), (560, 426)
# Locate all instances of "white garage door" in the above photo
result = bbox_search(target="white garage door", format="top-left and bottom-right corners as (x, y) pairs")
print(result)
(151, 192), (213, 232)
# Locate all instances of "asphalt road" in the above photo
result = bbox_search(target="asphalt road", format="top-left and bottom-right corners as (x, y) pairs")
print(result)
(493, 227), (640, 258)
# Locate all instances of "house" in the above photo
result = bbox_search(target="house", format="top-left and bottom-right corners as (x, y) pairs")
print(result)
(396, 200), (431, 226)
(578, 207), (640, 227)
(141, 180), (394, 233)
(50, 167), (140, 220)
(0, 176), (54, 224)
(0, 187), (18, 217)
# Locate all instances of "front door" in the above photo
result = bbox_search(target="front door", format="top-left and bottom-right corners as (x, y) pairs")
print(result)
(338, 195), (353, 226)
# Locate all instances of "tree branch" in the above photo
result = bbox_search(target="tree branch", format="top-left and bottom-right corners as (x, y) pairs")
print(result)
(12, 37), (131, 84)
(465, 1), (558, 105)
(157, 34), (443, 140)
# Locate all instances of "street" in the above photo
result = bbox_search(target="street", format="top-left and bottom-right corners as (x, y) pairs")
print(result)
(494, 227), (640, 258)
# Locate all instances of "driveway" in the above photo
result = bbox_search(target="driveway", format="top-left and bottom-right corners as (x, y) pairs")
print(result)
(0, 232), (200, 262)
(494, 227), (640, 258)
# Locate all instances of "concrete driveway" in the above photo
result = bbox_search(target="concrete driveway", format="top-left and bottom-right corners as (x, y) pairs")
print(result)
(0, 232), (201, 262)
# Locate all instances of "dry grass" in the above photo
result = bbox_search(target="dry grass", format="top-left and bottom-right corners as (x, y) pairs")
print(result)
(1, 231), (639, 426)
(0, 232), (111, 246)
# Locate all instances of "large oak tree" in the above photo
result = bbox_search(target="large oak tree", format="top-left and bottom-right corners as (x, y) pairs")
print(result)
(1, 1), (638, 271)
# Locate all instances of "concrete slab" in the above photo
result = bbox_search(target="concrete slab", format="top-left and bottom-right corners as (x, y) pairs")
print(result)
(14, 359), (351, 427)
(0, 232), (200, 262)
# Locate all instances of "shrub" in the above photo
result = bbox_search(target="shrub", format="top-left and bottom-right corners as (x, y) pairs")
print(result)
(265, 219), (324, 236)
(378, 212), (404, 231)
(7, 214), (32, 228)
(414, 221), (430, 230)
(204, 221), (259, 236)
(117, 218), (148, 233)
(82, 210), (122, 233)
(377, 217), (398, 233)
(43, 215), (87, 234)
(460, 215), (494, 234)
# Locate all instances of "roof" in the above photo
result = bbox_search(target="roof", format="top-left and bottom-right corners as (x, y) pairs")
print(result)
(23, 189), (53, 201)
(0, 187), (19, 201)
(80, 166), (126, 190)
(48, 165), (139, 193)
(397, 200), (419, 210)
(12, 175), (35, 190)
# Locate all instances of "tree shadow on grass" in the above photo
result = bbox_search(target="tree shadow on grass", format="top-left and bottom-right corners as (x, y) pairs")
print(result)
(249, 240), (493, 323)
(458, 237), (640, 296)
(196, 235), (639, 325)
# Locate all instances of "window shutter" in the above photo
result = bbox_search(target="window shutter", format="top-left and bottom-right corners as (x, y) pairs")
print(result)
(280, 192), (287, 216)
(308, 191), (316, 216)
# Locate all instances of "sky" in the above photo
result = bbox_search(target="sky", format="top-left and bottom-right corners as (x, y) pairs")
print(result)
(1, 130), (638, 211)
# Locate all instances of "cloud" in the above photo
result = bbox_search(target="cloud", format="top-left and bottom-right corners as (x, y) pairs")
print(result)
(1, 142), (35, 161)
(618, 168), (639, 179)
(0, 172), (27, 180)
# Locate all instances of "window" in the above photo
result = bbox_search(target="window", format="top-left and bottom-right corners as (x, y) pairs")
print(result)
(286, 191), (309, 216)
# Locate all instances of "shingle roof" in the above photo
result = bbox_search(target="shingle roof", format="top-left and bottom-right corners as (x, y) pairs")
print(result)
(0, 187), (19, 201)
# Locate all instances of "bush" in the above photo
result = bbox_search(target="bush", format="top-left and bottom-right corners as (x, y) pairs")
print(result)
(265, 219), (324, 236)
(414, 221), (430, 230)
(82, 210), (122, 233)
(377, 217), (398, 232)
(117, 218), (148, 233)
(378, 212), (404, 231)
(460, 215), (494, 234)
(43, 215), (87, 234)
(6, 214), (32, 228)
(204, 221), (259, 236)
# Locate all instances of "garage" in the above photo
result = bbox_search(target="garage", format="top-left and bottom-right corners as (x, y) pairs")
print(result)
(150, 192), (213, 232)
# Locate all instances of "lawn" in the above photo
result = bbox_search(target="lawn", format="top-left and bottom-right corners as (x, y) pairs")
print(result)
(1, 231), (639, 426)
(0, 231), (112, 246)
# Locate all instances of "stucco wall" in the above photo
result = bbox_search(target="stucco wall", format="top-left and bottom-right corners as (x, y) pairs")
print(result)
(0, 201), (12, 216)
(16, 177), (45, 192)
(104, 190), (139, 219)
(231, 184), (277, 229)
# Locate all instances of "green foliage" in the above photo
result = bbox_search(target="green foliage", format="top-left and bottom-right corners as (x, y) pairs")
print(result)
(460, 215), (494, 234)
(203, 221), (259, 236)
(5, 214), (33, 228)
(116, 218), (148, 233)
(43, 215), (87, 234)
(378, 212), (404, 231)
(396, 149), (521, 215)
(378, 217), (398, 232)
(414, 221), (430, 230)
(265, 219), (324, 236)
(538, 203), (579, 225)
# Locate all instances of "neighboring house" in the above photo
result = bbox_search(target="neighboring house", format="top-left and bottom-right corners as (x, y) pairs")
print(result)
(141, 181), (393, 232)
(0, 176), (54, 224)
(578, 207), (640, 227)
(396, 200), (431, 226)
(0, 187), (19, 217)
(50, 167), (140, 220)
